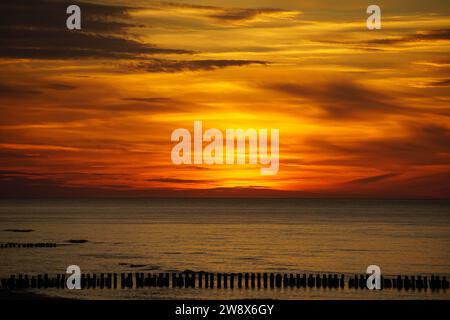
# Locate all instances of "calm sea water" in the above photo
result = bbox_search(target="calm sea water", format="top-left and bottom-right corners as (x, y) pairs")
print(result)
(0, 198), (449, 299)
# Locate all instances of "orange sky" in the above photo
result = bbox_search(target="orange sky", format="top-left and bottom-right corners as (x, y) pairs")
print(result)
(0, 0), (449, 198)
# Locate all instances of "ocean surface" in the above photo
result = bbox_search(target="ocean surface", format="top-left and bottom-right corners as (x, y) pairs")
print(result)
(0, 198), (449, 300)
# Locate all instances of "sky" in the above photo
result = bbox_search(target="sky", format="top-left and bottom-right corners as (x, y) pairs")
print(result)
(0, 0), (449, 198)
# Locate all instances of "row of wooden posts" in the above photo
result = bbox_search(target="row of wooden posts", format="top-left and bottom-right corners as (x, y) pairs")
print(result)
(1, 272), (448, 291)
(0, 243), (57, 249)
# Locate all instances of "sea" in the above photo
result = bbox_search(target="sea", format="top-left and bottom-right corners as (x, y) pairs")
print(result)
(0, 198), (449, 299)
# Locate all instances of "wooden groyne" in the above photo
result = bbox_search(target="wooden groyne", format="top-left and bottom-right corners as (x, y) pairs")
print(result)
(0, 272), (448, 292)
(0, 243), (57, 249)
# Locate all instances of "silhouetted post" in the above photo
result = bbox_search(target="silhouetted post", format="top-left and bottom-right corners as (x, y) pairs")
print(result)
(396, 276), (403, 290)
(186, 272), (194, 288)
(423, 276), (428, 290)
(43, 274), (49, 288)
(307, 274), (314, 288)
(275, 274), (282, 288)
(224, 273), (228, 289)
(18, 275), (23, 288)
(411, 276), (416, 290)
(290, 274), (295, 288)
(436, 276), (442, 290)
(340, 274), (345, 288)
(205, 272), (209, 288)
(359, 275), (365, 289)
(251, 273), (256, 289)
(263, 273), (268, 288)
(257, 273), (261, 288)
(198, 272), (203, 288)
(217, 273), (222, 289)
(135, 273), (142, 288)
(315, 274), (321, 288)
(384, 277), (392, 289)
(301, 274), (307, 288)
(230, 273), (235, 289)
(187, 273), (194, 288)
(126, 273), (133, 288)
(245, 273), (249, 288)
(270, 273), (275, 288)
(283, 274), (288, 288)
(404, 276), (410, 290)
(349, 277), (355, 289)
(416, 276), (423, 290)
(209, 273), (214, 288)
(442, 276), (449, 290)
(333, 274), (339, 288)
(24, 275), (30, 289)
(37, 274), (43, 288)
(172, 272), (181, 288)
(184, 273), (189, 288)
(321, 274), (327, 288)
(55, 274), (60, 289)
(237, 273), (242, 289)
(107, 273), (112, 289)
(113, 273), (117, 289)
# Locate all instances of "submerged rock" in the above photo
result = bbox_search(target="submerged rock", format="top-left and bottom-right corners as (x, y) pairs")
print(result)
(66, 239), (88, 244)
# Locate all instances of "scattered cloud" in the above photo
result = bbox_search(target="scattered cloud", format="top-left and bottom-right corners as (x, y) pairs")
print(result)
(0, 0), (191, 60)
(265, 80), (411, 120)
(346, 173), (400, 185)
(133, 59), (267, 72)
(146, 178), (216, 184)
(368, 29), (450, 45)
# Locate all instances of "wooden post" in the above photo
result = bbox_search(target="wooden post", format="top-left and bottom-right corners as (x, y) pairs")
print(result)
(230, 273), (235, 289)
(275, 274), (282, 288)
(209, 273), (214, 288)
(198, 272), (203, 288)
(217, 273), (222, 289)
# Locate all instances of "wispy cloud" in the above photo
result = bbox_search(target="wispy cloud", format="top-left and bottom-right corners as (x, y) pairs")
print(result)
(132, 59), (267, 72)
(0, 0), (191, 60)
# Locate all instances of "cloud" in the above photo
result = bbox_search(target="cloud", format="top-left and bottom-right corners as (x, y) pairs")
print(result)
(306, 123), (450, 168)
(122, 97), (176, 103)
(0, 29), (191, 60)
(46, 83), (78, 90)
(133, 59), (267, 72)
(208, 8), (289, 21)
(0, 0), (191, 60)
(146, 178), (216, 184)
(0, 0), (136, 32)
(0, 83), (42, 96)
(314, 29), (450, 50)
(157, 2), (292, 22)
(424, 79), (450, 87)
(346, 173), (400, 185)
(265, 80), (410, 120)
(368, 29), (450, 45)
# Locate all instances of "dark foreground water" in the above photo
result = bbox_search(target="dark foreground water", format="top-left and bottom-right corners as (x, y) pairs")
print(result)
(0, 198), (449, 299)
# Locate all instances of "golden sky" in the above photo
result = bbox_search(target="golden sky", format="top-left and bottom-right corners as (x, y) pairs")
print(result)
(0, 0), (449, 197)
